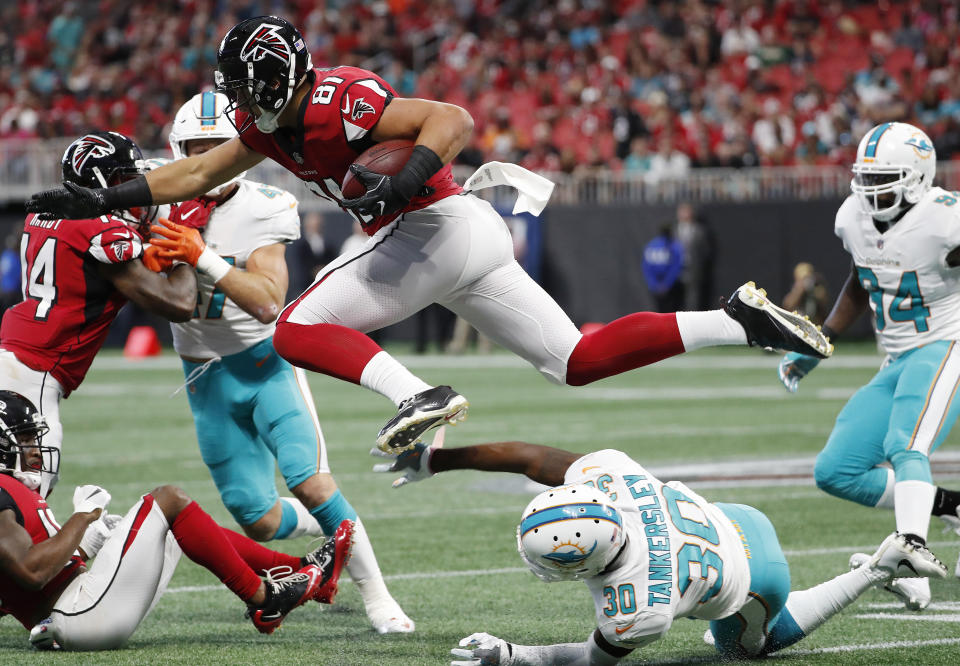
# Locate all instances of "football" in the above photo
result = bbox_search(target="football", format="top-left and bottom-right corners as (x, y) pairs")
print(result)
(341, 139), (415, 199)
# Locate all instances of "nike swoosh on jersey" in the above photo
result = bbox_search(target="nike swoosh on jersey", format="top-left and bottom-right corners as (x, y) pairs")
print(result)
(180, 208), (198, 219)
(582, 466), (600, 473)
(614, 623), (636, 635)
(255, 353), (272, 367)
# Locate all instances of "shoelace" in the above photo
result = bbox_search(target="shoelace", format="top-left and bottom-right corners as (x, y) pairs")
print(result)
(304, 538), (333, 569)
(263, 565), (310, 593)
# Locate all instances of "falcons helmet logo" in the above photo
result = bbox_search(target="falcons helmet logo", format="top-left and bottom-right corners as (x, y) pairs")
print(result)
(240, 24), (291, 64)
(71, 135), (115, 176)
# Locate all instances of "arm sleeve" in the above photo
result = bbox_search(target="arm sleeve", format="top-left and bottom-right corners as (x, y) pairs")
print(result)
(86, 222), (144, 265)
(505, 630), (625, 665)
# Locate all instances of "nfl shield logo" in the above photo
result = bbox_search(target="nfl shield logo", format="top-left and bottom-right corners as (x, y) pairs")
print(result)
(877, 238), (884, 249)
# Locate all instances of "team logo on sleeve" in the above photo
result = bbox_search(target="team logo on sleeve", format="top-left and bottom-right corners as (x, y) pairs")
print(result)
(351, 98), (376, 121)
(240, 24), (291, 64)
(71, 135), (115, 176)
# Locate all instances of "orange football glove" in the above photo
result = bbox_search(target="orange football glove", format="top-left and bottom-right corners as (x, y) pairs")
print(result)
(142, 244), (175, 273)
(150, 219), (206, 266)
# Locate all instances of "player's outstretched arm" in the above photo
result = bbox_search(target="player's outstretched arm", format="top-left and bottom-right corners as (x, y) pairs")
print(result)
(199, 242), (287, 324)
(102, 260), (198, 322)
(26, 138), (264, 220)
(0, 508), (98, 590)
(779, 263), (868, 393)
(374, 433), (581, 488)
(450, 630), (625, 666)
(373, 98), (474, 165)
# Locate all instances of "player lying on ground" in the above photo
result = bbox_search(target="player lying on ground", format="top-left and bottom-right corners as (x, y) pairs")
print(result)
(3, 131), (197, 496)
(778, 122), (960, 609)
(142, 92), (412, 633)
(27, 16), (832, 455)
(375, 433), (944, 664)
(0, 390), (353, 650)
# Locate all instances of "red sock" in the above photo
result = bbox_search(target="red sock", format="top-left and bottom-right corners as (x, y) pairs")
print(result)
(565, 312), (685, 386)
(222, 528), (302, 574)
(171, 502), (262, 602)
(273, 321), (382, 384)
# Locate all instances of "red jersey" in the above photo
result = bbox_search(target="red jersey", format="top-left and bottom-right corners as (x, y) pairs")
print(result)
(236, 66), (463, 235)
(0, 214), (143, 395)
(0, 474), (84, 628)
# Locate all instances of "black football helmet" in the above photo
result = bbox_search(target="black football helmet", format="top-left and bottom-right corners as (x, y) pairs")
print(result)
(215, 15), (312, 134)
(0, 390), (55, 492)
(60, 131), (157, 227)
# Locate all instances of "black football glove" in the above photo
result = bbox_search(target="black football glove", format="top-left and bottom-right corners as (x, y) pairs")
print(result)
(26, 182), (109, 220)
(340, 165), (411, 218)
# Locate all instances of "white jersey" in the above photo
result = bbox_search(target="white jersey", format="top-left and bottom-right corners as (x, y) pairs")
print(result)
(835, 187), (960, 354)
(171, 180), (300, 358)
(563, 450), (750, 650)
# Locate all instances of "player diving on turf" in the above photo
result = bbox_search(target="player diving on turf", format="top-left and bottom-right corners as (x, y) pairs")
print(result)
(374, 432), (940, 664)
(27, 16), (832, 456)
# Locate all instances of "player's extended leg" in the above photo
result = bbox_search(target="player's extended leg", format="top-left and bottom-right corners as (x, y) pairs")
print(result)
(183, 354), (295, 540)
(253, 360), (414, 633)
(882, 342), (960, 567)
(707, 503), (791, 659)
(813, 368), (897, 508)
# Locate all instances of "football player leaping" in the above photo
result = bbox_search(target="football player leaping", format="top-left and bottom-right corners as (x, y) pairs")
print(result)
(0, 390), (353, 650)
(26, 16), (832, 455)
(374, 435), (939, 664)
(778, 122), (960, 609)
(144, 92), (412, 634)
(1, 131), (197, 497)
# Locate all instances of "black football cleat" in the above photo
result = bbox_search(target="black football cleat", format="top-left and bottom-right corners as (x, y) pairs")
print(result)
(246, 564), (322, 634)
(722, 282), (833, 359)
(302, 519), (355, 604)
(376, 385), (468, 453)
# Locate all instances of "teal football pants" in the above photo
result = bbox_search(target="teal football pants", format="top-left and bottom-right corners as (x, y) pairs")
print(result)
(815, 341), (960, 507)
(182, 337), (327, 526)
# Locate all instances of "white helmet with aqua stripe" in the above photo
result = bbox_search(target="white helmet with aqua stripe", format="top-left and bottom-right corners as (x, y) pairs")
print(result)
(168, 91), (247, 195)
(516, 483), (624, 582)
(851, 121), (936, 222)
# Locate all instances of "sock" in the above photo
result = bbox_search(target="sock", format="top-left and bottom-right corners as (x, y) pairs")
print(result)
(275, 497), (323, 540)
(894, 480), (936, 540)
(675, 310), (748, 350)
(565, 312), (685, 386)
(932, 486), (960, 517)
(873, 468), (896, 509)
(360, 350), (433, 405)
(766, 567), (883, 653)
(222, 527), (302, 574)
(171, 501), (262, 602)
(349, 520), (405, 622)
(273, 321), (382, 384)
(309, 490), (359, 536)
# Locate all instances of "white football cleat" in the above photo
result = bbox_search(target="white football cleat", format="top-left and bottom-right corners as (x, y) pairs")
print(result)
(849, 551), (930, 610)
(869, 532), (948, 579)
(368, 601), (415, 634)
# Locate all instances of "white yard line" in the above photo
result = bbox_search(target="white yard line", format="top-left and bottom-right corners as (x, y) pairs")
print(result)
(853, 613), (960, 622)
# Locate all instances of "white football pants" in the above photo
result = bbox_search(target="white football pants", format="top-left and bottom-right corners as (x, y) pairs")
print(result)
(0, 349), (64, 496)
(45, 494), (182, 650)
(282, 194), (583, 384)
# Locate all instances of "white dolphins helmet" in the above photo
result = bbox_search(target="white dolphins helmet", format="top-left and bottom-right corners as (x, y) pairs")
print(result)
(516, 483), (624, 582)
(169, 91), (247, 195)
(851, 122), (936, 222)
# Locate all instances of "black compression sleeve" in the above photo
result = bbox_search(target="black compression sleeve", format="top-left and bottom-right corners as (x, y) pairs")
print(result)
(392, 145), (444, 201)
(101, 176), (153, 211)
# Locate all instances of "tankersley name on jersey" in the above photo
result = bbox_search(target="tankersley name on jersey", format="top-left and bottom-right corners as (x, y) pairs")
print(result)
(835, 186), (960, 354)
(170, 179), (300, 359)
(622, 474), (672, 606)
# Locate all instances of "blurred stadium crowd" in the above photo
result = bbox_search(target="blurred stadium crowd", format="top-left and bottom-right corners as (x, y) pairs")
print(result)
(1, 0), (959, 181)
